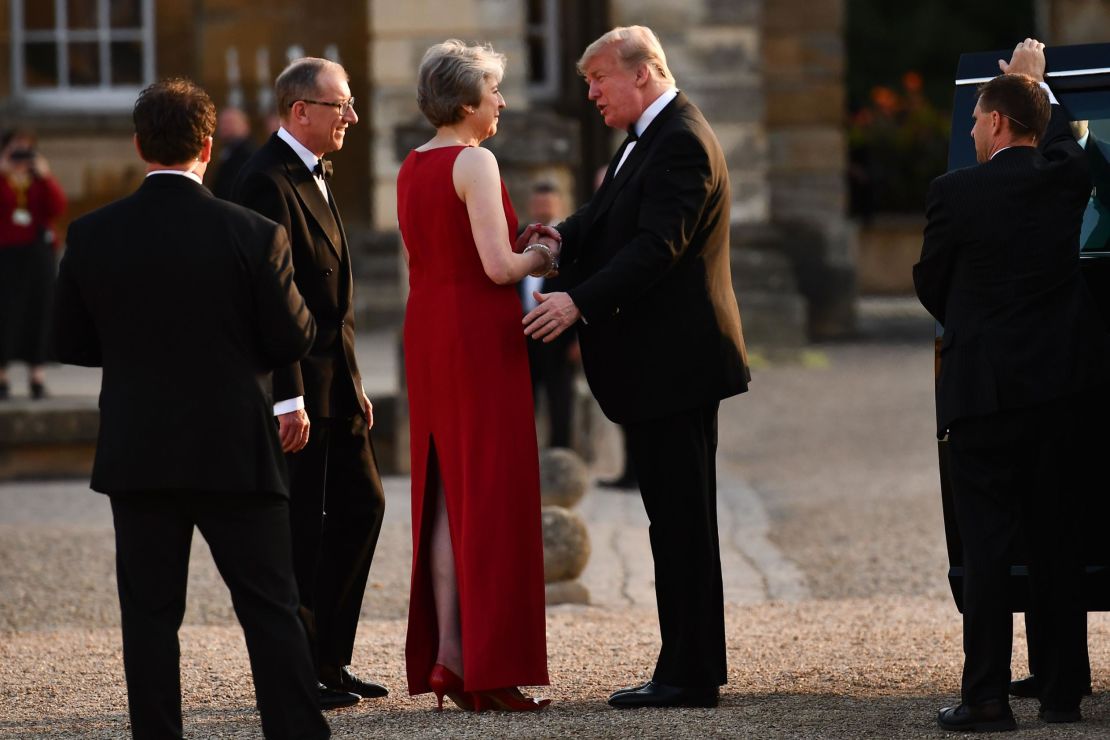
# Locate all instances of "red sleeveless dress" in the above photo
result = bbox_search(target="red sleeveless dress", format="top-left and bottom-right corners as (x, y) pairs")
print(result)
(396, 146), (549, 694)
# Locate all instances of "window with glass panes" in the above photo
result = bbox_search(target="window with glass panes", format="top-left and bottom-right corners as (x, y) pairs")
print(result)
(10, 0), (154, 110)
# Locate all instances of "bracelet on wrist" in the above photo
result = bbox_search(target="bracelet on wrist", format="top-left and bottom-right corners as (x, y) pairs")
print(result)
(523, 242), (558, 277)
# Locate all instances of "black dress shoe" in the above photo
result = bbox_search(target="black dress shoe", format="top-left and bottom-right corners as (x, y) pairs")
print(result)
(607, 681), (718, 709)
(1009, 674), (1091, 699)
(936, 702), (1016, 732)
(317, 682), (359, 710)
(1039, 706), (1082, 723)
(320, 665), (388, 699)
(597, 474), (638, 491)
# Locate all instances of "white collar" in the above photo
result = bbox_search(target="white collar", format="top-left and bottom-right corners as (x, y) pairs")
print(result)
(277, 126), (323, 173)
(146, 169), (203, 185)
(632, 88), (678, 138)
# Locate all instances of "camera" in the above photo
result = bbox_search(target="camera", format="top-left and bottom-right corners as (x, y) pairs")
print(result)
(8, 148), (35, 162)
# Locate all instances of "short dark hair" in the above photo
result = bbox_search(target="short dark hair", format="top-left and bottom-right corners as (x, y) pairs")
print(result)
(977, 73), (1050, 142)
(133, 78), (216, 165)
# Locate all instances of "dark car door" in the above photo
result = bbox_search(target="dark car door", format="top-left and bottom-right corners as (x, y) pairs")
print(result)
(939, 42), (1110, 612)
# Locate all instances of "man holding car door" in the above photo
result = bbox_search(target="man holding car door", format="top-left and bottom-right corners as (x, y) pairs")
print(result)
(914, 38), (1110, 731)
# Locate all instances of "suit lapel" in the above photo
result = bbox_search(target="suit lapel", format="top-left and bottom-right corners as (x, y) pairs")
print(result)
(274, 138), (343, 259)
(325, 180), (355, 309)
(589, 92), (685, 226)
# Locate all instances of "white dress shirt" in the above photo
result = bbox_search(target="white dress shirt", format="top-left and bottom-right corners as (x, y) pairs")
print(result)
(145, 169), (203, 185)
(277, 126), (329, 202)
(613, 87), (678, 175)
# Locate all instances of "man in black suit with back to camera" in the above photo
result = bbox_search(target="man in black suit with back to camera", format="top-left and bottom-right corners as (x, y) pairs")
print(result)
(914, 39), (1110, 731)
(234, 57), (387, 708)
(523, 25), (750, 709)
(52, 78), (327, 739)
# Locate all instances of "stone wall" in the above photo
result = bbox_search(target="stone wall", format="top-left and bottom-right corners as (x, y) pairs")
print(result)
(608, 1), (768, 224)
(1043, 0), (1110, 43)
(762, 0), (856, 338)
(369, 0), (529, 232)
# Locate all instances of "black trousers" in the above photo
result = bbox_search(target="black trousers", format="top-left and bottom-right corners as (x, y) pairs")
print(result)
(0, 240), (54, 366)
(110, 492), (328, 740)
(286, 415), (385, 669)
(624, 401), (727, 687)
(947, 396), (1086, 709)
(527, 338), (574, 448)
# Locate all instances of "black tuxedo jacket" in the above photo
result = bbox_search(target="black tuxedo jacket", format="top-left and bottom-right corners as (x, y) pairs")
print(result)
(557, 92), (749, 424)
(914, 105), (1110, 436)
(53, 174), (315, 495)
(234, 133), (364, 419)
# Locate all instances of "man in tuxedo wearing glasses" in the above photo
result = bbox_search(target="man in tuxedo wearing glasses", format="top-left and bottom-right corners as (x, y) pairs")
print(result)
(52, 78), (327, 739)
(234, 57), (387, 708)
(915, 39), (1110, 731)
(523, 26), (750, 709)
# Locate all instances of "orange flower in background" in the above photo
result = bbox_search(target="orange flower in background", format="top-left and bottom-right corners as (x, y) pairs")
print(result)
(870, 85), (901, 115)
(902, 70), (924, 93)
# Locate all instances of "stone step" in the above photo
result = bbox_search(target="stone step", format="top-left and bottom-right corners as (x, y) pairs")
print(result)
(0, 394), (405, 482)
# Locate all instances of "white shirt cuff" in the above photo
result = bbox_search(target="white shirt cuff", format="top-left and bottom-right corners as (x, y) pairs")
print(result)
(273, 396), (305, 416)
(1038, 81), (1059, 106)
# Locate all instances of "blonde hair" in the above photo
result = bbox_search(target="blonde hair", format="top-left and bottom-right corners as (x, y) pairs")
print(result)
(577, 25), (675, 84)
(417, 39), (506, 127)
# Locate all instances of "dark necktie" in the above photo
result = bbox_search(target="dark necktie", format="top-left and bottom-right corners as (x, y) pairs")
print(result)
(313, 159), (333, 180)
(626, 126), (639, 142)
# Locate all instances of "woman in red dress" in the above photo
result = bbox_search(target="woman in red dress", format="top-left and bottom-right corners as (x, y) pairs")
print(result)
(396, 40), (560, 712)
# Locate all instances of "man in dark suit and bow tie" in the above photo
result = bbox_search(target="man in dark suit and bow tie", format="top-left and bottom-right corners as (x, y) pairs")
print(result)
(914, 39), (1110, 731)
(523, 25), (750, 709)
(52, 78), (327, 739)
(234, 58), (387, 708)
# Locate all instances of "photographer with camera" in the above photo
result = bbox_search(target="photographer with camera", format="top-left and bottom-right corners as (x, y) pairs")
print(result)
(0, 129), (67, 400)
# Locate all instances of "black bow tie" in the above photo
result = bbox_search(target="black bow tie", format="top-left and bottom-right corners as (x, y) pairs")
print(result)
(626, 127), (639, 142)
(313, 159), (333, 180)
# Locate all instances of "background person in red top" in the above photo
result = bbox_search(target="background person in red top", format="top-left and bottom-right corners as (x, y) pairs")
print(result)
(0, 128), (67, 400)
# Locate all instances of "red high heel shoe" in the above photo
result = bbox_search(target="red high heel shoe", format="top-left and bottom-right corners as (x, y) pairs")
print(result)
(471, 686), (551, 712)
(429, 664), (475, 711)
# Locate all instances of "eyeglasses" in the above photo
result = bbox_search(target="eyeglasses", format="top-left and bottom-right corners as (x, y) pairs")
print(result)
(298, 97), (356, 116)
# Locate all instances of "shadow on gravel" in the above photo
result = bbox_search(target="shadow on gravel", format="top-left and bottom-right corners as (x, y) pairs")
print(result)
(4, 692), (1109, 738)
(319, 693), (1110, 739)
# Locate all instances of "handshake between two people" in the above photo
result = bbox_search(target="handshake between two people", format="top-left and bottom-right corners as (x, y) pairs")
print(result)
(516, 222), (563, 277)
(516, 222), (582, 344)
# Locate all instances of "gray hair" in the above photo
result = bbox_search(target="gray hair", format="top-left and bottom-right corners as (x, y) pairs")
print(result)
(417, 39), (506, 128)
(577, 25), (675, 84)
(276, 57), (347, 116)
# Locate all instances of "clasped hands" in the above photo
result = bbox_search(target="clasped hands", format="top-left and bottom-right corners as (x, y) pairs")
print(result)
(514, 223), (581, 342)
(516, 223), (562, 276)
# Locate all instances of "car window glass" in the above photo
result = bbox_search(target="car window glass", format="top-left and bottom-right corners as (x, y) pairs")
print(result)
(1080, 118), (1110, 253)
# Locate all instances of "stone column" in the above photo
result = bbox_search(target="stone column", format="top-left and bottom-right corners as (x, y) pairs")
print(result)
(762, 0), (857, 339)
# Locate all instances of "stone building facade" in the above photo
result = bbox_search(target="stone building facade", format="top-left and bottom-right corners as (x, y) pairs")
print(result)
(2, 0), (858, 343)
